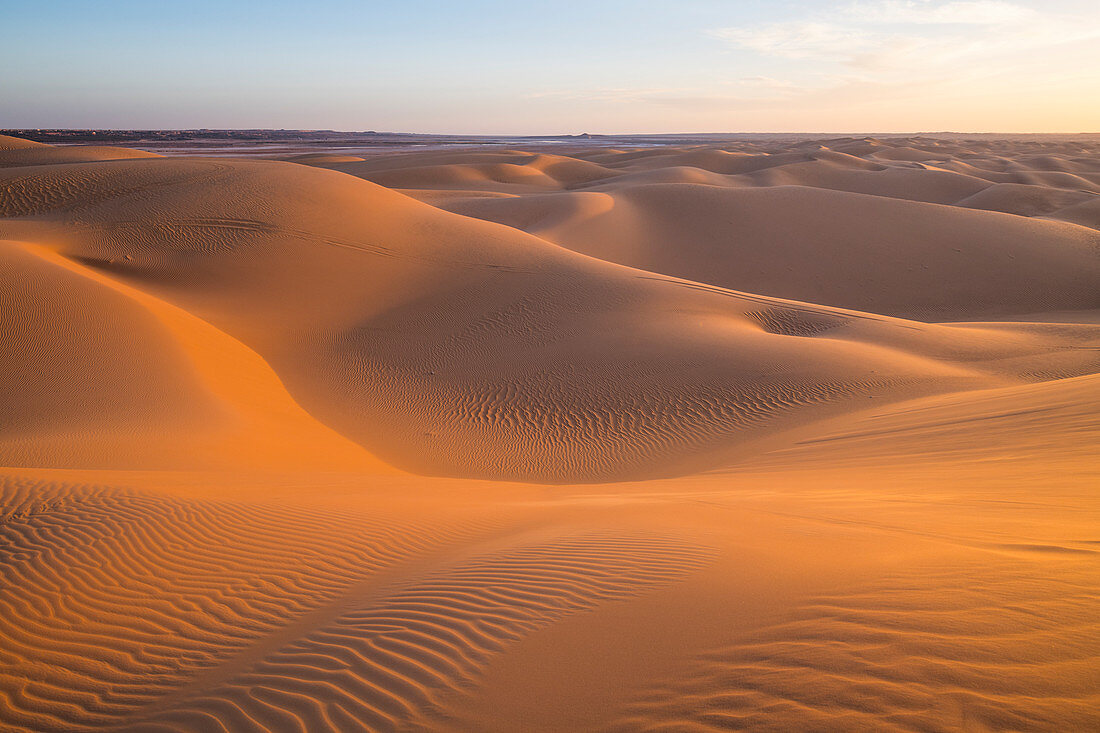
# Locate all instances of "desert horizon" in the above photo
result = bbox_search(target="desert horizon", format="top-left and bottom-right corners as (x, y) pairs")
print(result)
(3, 0), (1099, 731)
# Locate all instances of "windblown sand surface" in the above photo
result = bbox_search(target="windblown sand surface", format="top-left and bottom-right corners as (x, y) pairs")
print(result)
(1, 133), (1098, 731)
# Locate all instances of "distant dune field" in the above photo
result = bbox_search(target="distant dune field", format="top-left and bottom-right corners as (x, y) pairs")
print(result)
(1, 132), (1097, 732)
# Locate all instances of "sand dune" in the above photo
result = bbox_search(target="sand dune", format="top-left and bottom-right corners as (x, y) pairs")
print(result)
(440, 183), (1100, 320)
(1, 134), (1097, 731)
(0, 240), (388, 471)
(8, 147), (1075, 481)
(0, 134), (159, 168)
(328, 135), (1100, 224)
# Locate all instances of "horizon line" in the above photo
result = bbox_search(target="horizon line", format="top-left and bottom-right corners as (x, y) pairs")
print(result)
(7, 128), (1100, 137)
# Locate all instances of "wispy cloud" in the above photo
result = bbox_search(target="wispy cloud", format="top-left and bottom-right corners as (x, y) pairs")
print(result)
(840, 0), (1037, 25)
(712, 22), (877, 62)
(522, 1), (1100, 127)
(709, 0), (1099, 75)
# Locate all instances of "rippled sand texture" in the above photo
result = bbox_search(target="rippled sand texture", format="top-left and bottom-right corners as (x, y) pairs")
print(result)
(1, 133), (1098, 731)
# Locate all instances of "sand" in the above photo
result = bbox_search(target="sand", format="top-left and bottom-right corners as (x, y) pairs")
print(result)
(0, 133), (1097, 731)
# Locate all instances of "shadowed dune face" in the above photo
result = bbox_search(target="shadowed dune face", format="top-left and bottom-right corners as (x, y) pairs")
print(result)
(1, 134), (1098, 732)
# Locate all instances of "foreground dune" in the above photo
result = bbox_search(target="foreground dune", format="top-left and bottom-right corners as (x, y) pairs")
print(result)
(0, 134), (1097, 731)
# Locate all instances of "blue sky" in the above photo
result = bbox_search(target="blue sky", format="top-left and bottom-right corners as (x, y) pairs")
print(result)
(2, 0), (1098, 132)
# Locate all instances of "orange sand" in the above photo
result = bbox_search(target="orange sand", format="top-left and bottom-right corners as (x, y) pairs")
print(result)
(1, 133), (1097, 731)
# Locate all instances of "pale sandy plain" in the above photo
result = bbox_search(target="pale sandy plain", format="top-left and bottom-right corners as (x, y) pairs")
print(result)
(0, 132), (1098, 732)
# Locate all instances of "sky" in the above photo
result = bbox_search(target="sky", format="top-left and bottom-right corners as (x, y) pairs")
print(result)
(2, 0), (1098, 133)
